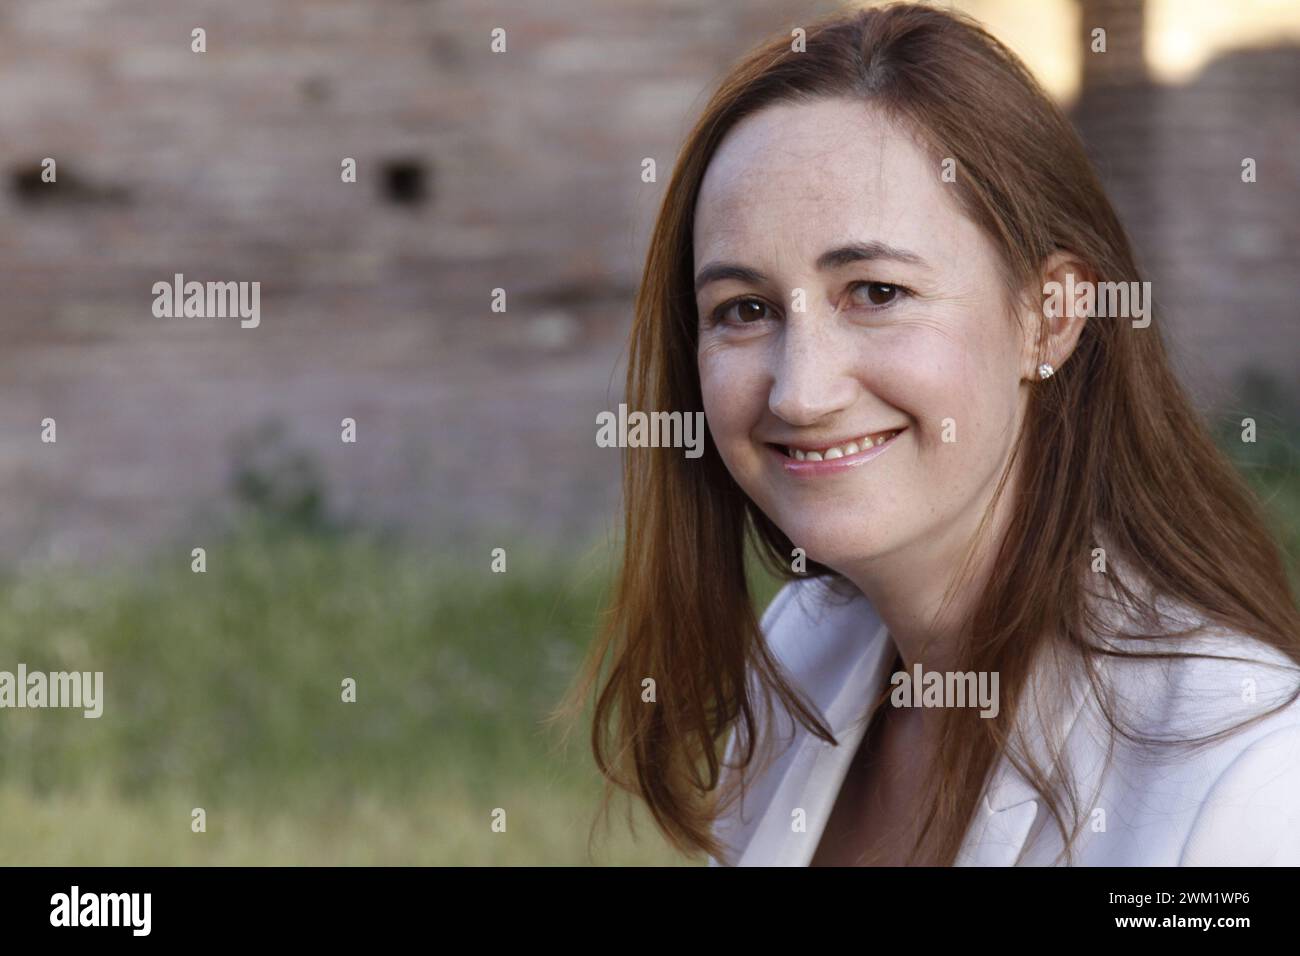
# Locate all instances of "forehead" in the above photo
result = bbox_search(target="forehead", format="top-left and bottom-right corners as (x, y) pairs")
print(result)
(692, 97), (975, 269)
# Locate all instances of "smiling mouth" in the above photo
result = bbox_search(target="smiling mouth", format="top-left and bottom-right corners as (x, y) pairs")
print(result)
(772, 428), (905, 461)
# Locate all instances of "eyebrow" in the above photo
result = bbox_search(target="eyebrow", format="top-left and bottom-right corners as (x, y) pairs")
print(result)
(693, 240), (927, 294)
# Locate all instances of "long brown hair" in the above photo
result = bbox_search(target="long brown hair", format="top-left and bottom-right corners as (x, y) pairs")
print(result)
(555, 2), (1300, 865)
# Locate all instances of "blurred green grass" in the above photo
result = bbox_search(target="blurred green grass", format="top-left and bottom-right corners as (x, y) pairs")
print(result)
(1211, 369), (1300, 592)
(0, 520), (686, 865)
(0, 373), (1295, 864)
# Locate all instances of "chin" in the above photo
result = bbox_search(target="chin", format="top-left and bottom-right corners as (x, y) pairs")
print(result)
(770, 515), (887, 572)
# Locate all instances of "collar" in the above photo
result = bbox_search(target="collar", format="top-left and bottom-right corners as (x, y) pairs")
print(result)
(737, 615), (896, 866)
(730, 589), (1095, 866)
(957, 639), (1094, 865)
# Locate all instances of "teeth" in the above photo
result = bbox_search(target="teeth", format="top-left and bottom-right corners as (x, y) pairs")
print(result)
(785, 429), (900, 460)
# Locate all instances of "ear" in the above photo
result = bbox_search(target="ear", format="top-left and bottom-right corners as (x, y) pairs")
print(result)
(1019, 250), (1092, 383)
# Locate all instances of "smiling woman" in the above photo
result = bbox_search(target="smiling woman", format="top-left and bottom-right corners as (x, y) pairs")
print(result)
(558, 2), (1300, 867)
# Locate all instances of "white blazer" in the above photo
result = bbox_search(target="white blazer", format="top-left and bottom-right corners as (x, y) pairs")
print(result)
(710, 577), (1300, 866)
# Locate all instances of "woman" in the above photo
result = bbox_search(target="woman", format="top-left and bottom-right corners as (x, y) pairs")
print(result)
(561, 3), (1300, 865)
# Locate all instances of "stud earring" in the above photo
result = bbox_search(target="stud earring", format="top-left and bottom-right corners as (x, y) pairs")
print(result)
(1038, 363), (1055, 380)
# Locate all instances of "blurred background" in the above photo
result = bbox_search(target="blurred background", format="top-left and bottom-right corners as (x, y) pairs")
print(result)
(0, 0), (1295, 864)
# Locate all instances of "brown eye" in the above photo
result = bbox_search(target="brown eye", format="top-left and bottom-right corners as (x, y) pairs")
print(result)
(715, 297), (771, 324)
(855, 282), (899, 306)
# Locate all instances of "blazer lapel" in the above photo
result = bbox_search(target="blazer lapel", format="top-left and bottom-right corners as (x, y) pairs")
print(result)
(729, 588), (1096, 867)
(955, 643), (1092, 866)
(737, 619), (895, 866)
(954, 783), (1042, 866)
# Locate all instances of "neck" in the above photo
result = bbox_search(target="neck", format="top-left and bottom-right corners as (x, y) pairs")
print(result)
(842, 460), (1021, 680)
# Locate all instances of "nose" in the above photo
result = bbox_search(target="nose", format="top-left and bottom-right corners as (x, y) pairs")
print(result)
(767, 316), (858, 427)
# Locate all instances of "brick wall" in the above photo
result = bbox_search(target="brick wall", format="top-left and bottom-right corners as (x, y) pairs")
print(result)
(0, 0), (1292, 568)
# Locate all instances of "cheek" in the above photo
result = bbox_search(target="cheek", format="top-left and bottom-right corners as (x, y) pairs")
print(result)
(944, 324), (1023, 440)
(698, 344), (766, 447)
(870, 325), (1020, 467)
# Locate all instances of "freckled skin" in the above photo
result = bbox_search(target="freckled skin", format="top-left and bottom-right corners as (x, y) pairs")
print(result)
(693, 96), (1037, 601)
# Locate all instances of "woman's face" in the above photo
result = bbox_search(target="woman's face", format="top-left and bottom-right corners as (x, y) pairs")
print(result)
(693, 97), (1034, 575)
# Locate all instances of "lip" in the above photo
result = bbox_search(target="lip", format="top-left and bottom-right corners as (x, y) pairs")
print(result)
(768, 427), (905, 476)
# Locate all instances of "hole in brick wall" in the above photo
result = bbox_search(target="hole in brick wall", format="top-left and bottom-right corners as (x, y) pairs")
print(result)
(10, 164), (48, 202)
(380, 159), (430, 207)
(430, 34), (467, 69)
(9, 162), (130, 205)
(301, 76), (333, 104)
